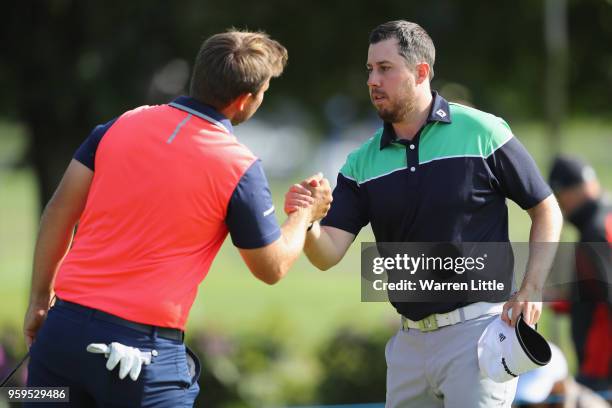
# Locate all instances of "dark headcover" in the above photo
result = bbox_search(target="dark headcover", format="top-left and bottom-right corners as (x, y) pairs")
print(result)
(548, 155), (596, 192)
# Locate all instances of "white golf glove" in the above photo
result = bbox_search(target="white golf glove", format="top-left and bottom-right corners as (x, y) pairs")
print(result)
(87, 342), (153, 381)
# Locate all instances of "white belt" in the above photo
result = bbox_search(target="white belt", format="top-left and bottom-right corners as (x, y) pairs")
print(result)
(401, 302), (503, 332)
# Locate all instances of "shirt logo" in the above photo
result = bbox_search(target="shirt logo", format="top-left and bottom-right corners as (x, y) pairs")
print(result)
(436, 109), (447, 118)
(499, 333), (506, 342)
(263, 206), (275, 217)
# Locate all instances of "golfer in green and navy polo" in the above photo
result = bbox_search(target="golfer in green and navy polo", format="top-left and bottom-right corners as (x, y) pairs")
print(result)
(284, 20), (563, 407)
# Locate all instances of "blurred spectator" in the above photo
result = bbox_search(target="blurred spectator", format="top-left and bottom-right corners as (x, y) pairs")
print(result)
(548, 155), (612, 390)
(514, 342), (609, 407)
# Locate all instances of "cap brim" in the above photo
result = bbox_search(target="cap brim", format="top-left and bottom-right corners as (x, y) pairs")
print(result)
(515, 315), (551, 366)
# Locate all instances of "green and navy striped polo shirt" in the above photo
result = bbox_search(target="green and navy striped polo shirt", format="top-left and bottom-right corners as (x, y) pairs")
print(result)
(321, 92), (552, 319)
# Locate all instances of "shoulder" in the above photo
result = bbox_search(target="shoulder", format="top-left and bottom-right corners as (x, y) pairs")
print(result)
(448, 103), (514, 156)
(345, 128), (384, 161)
(340, 128), (385, 182)
(224, 139), (259, 172)
(116, 103), (199, 125)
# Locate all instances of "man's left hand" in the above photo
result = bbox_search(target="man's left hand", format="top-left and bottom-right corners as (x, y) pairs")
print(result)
(501, 287), (542, 327)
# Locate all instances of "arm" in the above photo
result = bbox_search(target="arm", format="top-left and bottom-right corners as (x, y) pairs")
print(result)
(236, 174), (332, 285)
(238, 208), (312, 284)
(24, 159), (93, 346)
(523, 194), (564, 290)
(502, 194), (563, 326)
(284, 173), (364, 271)
(303, 223), (355, 271)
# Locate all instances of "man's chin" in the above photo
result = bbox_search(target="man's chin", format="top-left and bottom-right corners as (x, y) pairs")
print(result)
(376, 109), (399, 123)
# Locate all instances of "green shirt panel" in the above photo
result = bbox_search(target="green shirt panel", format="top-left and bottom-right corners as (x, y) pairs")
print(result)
(340, 103), (514, 184)
(419, 103), (513, 164)
(339, 129), (406, 184)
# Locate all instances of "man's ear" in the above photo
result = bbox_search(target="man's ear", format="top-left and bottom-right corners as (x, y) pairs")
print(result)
(415, 63), (430, 85)
(231, 93), (253, 112)
(220, 93), (253, 121)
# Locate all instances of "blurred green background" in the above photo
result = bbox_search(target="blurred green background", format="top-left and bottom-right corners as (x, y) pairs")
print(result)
(1, 0), (611, 406)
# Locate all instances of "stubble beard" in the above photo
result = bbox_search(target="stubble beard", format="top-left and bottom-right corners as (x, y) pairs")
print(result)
(373, 82), (416, 124)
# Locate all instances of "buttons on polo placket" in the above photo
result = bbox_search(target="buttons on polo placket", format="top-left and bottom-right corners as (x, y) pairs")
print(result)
(403, 139), (419, 187)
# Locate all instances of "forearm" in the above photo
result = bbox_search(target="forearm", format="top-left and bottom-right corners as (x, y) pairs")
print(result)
(275, 209), (311, 273)
(29, 203), (77, 305)
(522, 195), (563, 291)
(304, 223), (350, 270)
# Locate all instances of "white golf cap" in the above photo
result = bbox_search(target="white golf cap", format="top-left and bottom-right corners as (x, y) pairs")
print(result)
(478, 315), (552, 383)
(514, 342), (568, 403)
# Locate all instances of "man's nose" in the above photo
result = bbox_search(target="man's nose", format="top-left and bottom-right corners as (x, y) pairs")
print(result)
(367, 71), (381, 88)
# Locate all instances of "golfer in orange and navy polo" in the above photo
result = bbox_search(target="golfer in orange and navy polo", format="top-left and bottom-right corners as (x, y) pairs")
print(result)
(23, 30), (332, 407)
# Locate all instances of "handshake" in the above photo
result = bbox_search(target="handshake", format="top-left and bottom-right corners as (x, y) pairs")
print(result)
(283, 173), (333, 225)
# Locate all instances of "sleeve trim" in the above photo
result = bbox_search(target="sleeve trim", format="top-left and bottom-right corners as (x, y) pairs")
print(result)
(232, 228), (281, 249)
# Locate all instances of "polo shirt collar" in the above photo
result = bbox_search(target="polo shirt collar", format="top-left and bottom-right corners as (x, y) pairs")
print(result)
(169, 96), (233, 134)
(380, 91), (451, 149)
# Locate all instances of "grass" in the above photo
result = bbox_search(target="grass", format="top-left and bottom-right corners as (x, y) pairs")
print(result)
(0, 119), (610, 365)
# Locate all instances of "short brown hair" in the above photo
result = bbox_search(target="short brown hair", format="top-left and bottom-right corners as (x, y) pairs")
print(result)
(189, 30), (288, 109)
(369, 20), (435, 80)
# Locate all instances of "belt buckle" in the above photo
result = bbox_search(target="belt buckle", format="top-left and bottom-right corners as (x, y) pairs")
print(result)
(417, 315), (439, 332)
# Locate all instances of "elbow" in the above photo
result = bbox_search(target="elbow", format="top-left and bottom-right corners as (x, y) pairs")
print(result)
(316, 262), (334, 271)
(257, 264), (288, 285)
(261, 272), (282, 285)
(261, 276), (281, 285)
(311, 258), (339, 271)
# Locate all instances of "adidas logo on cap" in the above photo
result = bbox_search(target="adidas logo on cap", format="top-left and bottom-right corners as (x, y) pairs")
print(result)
(478, 315), (552, 383)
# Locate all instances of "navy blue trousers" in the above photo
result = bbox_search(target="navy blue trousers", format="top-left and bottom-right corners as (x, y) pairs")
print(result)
(26, 301), (200, 407)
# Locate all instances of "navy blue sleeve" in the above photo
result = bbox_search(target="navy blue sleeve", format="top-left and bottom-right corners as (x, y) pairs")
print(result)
(487, 137), (552, 210)
(320, 173), (369, 235)
(73, 118), (117, 170)
(226, 160), (281, 249)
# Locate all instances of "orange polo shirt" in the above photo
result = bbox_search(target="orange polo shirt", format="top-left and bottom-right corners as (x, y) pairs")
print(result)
(54, 97), (280, 330)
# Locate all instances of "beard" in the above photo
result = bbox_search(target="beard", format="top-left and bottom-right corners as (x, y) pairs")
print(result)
(371, 81), (416, 123)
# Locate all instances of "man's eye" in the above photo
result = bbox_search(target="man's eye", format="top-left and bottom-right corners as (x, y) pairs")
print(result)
(381, 66), (390, 72)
